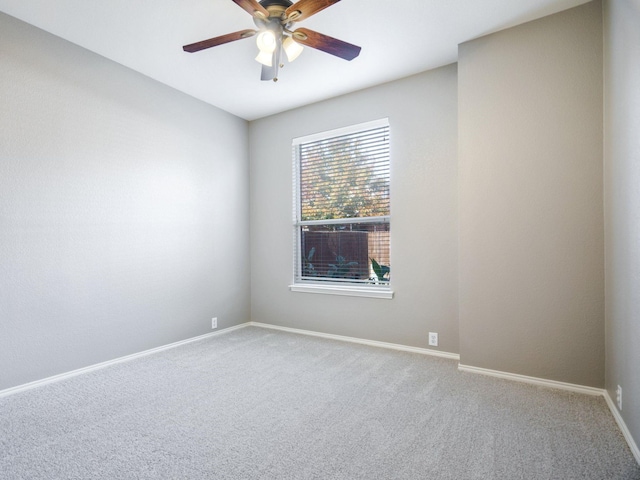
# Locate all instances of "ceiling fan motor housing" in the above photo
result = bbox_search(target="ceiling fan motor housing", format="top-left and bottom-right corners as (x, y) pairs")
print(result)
(259, 0), (293, 7)
(254, 1), (295, 34)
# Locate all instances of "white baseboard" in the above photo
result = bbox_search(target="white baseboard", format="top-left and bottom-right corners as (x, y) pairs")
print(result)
(248, 321), (460, 360)
(0, 323), (248, 399)
(457, 363), (604, 396)
(603, 389), (640, 465)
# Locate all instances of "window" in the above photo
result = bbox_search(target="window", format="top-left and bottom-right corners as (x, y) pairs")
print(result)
(291, 119), (391, 298)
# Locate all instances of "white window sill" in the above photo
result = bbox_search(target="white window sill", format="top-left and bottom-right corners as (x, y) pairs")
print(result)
(289, 284), (394, 299)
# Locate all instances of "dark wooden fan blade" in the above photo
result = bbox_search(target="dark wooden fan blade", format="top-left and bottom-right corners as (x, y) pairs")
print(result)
(285, 0), (340, 22)
(292, 28), (361, 61)
(183, 29), (256, 53)
(232, 0), (270, 19)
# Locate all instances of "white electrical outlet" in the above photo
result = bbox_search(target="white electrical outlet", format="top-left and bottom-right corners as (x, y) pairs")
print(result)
(616, 385), (622, 411)
(212, 317), (217, 329)
(428, 332), (438, 347)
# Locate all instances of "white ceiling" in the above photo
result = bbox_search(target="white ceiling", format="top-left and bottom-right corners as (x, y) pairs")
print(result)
(0, 0), (590, 120)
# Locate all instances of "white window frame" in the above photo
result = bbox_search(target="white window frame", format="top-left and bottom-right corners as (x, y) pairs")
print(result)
(289, 118), (393, 299)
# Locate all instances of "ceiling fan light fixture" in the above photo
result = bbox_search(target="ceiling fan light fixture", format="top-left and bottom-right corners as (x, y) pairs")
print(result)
(283, 36), (303, 62)
(255, 50), (274, 66)
(255, 30), (277, 66)
(256, 30), (277, 53)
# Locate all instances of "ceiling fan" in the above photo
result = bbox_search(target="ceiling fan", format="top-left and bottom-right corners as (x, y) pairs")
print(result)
(183, 0), (361, 82)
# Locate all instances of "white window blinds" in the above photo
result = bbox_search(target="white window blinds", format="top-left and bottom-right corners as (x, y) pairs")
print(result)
(293, 119), (390, 287)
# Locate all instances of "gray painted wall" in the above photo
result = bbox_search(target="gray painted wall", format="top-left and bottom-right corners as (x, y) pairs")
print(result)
(604, 0), (640, 452)
(0, 13), (251, 390)
(458, 1), (604, 387)
(249, 66), (459, 352)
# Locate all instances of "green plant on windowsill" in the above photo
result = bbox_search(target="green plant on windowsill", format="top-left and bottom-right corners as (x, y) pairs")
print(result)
(371, 258), (390, 284)
(328, 255), (359, 279)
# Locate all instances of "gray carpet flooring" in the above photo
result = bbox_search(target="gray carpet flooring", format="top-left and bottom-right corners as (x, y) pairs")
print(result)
(1, 326), (639, 479)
